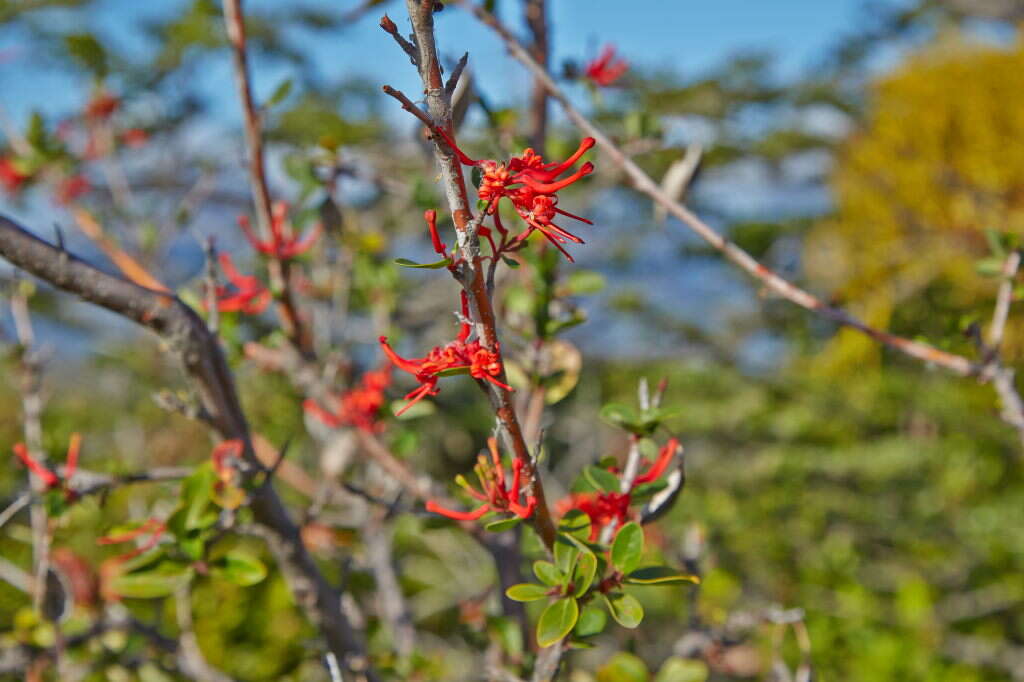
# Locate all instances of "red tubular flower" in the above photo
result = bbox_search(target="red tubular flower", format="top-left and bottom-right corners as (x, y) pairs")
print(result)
(54, 174), (91, 205)
(633, 438), (679, 485)
(211, 439), (244, 484)
(12, 433), (82, 494)
(434, 130), (596, 262)
(237, 201), (321, 260)
(380, 296), (512, 414)
(216, 253), (271, 314)
(556, 438), (681, 540)
(426, 438), (537, 521)
(121, 128), (148, 148)
(425, 209), (447, 257)
(12, 444), (59, 488)
(97, 518), (166, 563)
(304, 366), (392, 432)
(0, 157), (30, 193)
(584, 45), (629, 87)
(85, 92), (120, 120)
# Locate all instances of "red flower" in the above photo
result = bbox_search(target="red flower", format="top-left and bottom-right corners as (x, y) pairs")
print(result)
(237, 201), (321, 260)
(12, 433), (81, 496)
(97, 518), (166, 563)
(121, 128), (148, 148)
(215, 253), (271, 314)
(426, 437), (537, 521)
(556, 491), (631, 539)
(434, 130), (595, 262)
(584, 45), (629, 87)
(211, 439), (244, 484)
(379, 295), (512, 414)
(85, 91), (120, 121)
(54, 174), (91, 205)
(304, 366), (392, 432)
(556, 438), (680, 539)
(0, 157), (30, 193)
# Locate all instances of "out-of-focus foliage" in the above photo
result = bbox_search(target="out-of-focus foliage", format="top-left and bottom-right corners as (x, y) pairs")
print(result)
(807, 38), (1024, 372)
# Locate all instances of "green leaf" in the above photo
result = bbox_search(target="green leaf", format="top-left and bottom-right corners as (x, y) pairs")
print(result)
(266, 78), (293, 108)
(600, 403), (640, 430)
(211, 551), (267, 587)
(626, 565), (700, 585)
(505, 583), (549, 602)
(976, 256), (1004, 277)
(501, 256), (521, 269)
(554, 534), (581, 574)
(64, 33), (108, 76)
(110, 564), (193, 599)
(537, 597), (579, 647)
(574, 603), (608, 638)
(572, 550), (598, 596)
(533, 560), (565, 587)
(566, 270), (606, 295)
(394, 257), (451, 269)
(654, 657), (709, 682)
(603, 592), (644, 628)
(985, 228), (1006, 257)
(597, 652), (649, 682)
(181, 465), (216, 531)
(485, 517), (522, 533)
(612, 523), (644, 574)
(559, 509), (592, 541)
(584, 465), (621, 493)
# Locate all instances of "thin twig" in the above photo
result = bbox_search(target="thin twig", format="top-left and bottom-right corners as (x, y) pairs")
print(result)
(222, 0), (312, 356)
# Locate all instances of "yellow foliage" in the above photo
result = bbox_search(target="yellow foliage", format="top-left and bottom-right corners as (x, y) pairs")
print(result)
(806, 35), (1024, 373)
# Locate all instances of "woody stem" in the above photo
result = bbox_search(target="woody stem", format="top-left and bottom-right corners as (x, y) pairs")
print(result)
(400, 0), (557, 550)
(222, 0), (312, 358)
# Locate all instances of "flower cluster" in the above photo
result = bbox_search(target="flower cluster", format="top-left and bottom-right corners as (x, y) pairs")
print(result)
(379, 295), (511, 414)
(0, 157), (30, 194)
(426, 438), (537, 521)
(237, 201), (321, 260)
(584, 45), (629, 87)
(215, 252), (271, 314)
(304, 366), (392, 432)
(435, 130), (596, 262)
(12, 434), (81, 500)
(556, 438), (680, 540)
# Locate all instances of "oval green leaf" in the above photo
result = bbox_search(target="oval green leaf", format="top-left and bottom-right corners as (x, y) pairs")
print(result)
(611, 522), (644, 574)
(212, 551), (267, 587)
(505, 583), (549, 602)
(559, 509), (592, 541)
(110, 565), (193, 599)
(394, 257), (451, 269)
(603, 591), (644, 628)
(485, 517), (523, 533)
(584, 465), (621, 493)
(533, 560), (565, 587)
(537, 597), (579, 647)
(573, 550), (598, 596)
(574, 603), (608, 638)
(625, 565), (700, 585)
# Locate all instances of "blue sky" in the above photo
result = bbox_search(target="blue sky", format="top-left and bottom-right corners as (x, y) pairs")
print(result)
(0, 0), (891, 126)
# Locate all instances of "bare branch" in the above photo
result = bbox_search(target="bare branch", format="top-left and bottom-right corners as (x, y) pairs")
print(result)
(0, 213), (374, 681)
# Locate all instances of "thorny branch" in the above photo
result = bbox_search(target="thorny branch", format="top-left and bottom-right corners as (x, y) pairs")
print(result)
(0, 214), (374, 681)
(386, 0), (558, 549)
(454, 0), (1024, 451)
